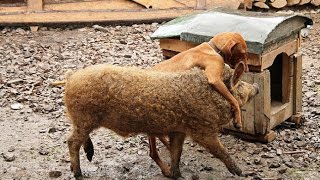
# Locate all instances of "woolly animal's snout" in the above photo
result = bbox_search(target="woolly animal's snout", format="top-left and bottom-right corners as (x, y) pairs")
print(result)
(253, 83), (259, 95)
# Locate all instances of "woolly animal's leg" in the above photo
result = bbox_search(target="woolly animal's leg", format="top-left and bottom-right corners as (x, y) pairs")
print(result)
(196, 135), (242, 176)
(168, 132), (186, 179)
(158, 135), (170, 149)
(68, 128), (91, 178)
(83, 136), (94, 162)
(148, 136), (171, 177)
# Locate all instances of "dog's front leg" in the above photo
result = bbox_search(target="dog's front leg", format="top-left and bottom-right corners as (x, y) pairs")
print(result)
(205, 67), (242, 129)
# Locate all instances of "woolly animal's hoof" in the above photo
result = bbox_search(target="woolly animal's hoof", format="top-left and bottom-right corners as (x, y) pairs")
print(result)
(163, 166), (182, 179)
(233, 121), (242, 130)
(70, 165), (83, 179)
(171, 169), (182, 179)
(74, 172), (83, 180)
(161, 164), (172, 178)
(229, 166), (242, 176)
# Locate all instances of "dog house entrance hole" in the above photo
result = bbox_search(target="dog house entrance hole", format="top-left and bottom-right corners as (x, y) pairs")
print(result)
(268, 53), (290, 107)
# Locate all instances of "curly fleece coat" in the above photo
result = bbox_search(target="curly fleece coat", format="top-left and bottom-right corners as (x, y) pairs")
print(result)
(64, 64), (258, 178)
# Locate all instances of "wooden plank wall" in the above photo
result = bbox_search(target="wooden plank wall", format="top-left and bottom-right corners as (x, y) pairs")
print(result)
(0, 0), (221, 24)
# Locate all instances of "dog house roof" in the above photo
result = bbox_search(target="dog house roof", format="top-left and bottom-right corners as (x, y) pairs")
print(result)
(151, 9), (313, 54)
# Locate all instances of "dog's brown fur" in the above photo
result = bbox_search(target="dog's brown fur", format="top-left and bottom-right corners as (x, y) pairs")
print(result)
(153, 32), (248, 130)
(63, 64), (258, 179)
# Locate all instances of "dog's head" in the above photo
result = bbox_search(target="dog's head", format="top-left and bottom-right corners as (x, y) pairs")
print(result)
(209, 32), (249, 72)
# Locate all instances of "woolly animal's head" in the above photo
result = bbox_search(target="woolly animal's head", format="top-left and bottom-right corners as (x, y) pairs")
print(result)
(224, 62), (259, 107)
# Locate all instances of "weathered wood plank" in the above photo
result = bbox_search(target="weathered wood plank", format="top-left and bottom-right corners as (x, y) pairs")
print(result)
(27, 0), (43, 11)
(162, 49), (178, 59)
(223, 129), (276, 143)
(240, 73), (256, 134)
(261, 40), (298, 70)
(160, 39), (198, 53)
(282, 54), (291, 103)
(44, 0), (142, 11)
(292, 52), (302, 114)
(131, 0), (186, 9)
(254, 70), (271, 135)
(0, 8), (202, 24)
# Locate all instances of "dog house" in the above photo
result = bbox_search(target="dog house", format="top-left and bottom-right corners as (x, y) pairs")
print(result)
(151, 9), (313, 142)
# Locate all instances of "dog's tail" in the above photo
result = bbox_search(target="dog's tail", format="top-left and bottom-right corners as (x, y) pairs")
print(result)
(50, 69), (73, 86)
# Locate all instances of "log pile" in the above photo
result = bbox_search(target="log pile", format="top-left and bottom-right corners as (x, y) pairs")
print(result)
(244, 0), (320, 9)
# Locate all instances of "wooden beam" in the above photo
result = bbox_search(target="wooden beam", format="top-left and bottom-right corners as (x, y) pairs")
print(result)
(282, 54), (291, 103)
(27, 0), (43, 11)
(261, 39), (298, 70)
(239, 73), (255, 135)
(160, 39), (199, 53)
(222, 129), (276, 143)
(0, 6), (26, 13)
(131, 0), (186, 9)
(292, 53), (302, 114)
(162, 49), (178, 59)
(44, 0), (142, 11)
(254, 70), (271, 135)
(0, 9), (202, 24)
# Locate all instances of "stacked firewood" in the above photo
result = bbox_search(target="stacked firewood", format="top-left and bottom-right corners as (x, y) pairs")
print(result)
(244, 0), (320, 9)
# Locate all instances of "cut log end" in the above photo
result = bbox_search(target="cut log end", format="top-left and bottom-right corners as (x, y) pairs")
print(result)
(269, 0), (287, 8)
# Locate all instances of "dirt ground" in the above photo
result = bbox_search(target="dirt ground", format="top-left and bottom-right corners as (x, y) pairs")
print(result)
(0, 9), (319, 180)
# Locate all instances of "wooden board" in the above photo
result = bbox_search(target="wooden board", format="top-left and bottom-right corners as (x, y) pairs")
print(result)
(44, 0), (142, 11)
(254, 70), (271, 135)
(261, 39), (298, 70)
(130, 0), (186, 9)
(27, 0), (43, 11)
(270, 76), (294, 129)
(282, 54), (291, 103)
(223, 129), (276, 143)
(160, 39), (198, 53)
(292, 52), (302, 114)
(0, 8), (203, 24)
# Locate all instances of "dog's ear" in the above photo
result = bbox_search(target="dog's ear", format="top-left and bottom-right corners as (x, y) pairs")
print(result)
(231, 61), (245, 89)
(221, 39), (237, 64)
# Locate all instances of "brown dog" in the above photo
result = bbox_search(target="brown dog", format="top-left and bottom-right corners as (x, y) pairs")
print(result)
(153, 32), (248, 128)
(148, 32), (249, 176)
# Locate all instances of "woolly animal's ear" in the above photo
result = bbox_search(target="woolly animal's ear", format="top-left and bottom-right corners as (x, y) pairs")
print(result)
(231, 62), (245, 89)
(221, 39), (236, 63)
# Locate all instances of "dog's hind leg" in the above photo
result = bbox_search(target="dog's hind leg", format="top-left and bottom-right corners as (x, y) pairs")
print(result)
(148, 136), (171, 177)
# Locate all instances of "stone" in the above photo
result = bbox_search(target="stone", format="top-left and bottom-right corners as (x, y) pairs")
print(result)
(10, 103), (23, 110)
(49, 171), (62, 178)
(269, 162), (281, 168)
(2, 153), (16, 162)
